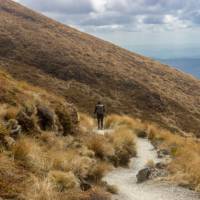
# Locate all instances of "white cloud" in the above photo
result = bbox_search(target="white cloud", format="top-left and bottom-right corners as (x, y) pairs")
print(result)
(13, 0), (200, 32)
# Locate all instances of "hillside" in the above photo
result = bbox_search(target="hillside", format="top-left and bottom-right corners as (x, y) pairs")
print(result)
(0, 69), (137, 199)
(0, 0), (200, 135)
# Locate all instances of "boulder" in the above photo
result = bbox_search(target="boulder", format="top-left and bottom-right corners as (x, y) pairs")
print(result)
(136, 168), (151, 183)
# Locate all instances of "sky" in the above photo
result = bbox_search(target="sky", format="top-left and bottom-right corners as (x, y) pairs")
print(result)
(14, 0), (200, 59)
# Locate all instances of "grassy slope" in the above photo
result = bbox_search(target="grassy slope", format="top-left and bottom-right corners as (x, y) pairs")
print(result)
(0, 69), (136, 199)
(0, 0), (200, 135)
(0, 69), (200, 198)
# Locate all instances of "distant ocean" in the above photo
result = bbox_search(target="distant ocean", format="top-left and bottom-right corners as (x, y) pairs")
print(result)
(158, 58), (200, 79)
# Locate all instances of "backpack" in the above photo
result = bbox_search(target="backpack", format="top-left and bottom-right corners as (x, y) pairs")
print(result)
(96, 104), (105, 115)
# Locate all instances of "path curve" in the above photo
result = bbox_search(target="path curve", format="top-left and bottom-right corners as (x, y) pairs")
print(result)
(104, 138), (200, 200)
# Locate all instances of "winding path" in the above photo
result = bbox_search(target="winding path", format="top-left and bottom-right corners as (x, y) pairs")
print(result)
(104, 138), (200, 200)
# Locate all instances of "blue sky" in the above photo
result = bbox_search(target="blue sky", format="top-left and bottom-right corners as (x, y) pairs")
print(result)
(14, 0), (200, 59)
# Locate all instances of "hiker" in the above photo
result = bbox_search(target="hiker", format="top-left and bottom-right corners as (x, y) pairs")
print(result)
(94, 101), (105, 130)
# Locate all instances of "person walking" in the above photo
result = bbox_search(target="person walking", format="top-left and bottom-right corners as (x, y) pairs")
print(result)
(94, 101), (105, 130)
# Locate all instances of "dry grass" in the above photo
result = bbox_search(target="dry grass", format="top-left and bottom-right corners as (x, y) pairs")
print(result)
(0, 122), (9, 139)
(89, 162), (112, 183)
(13, 136), (51, 173)
(79, 113), (95, 132)
(81, 187), (111, 200)
(0, 153), (28, 198)
(2, 0), (200, 137)
(23, 176), (57, 200)
(87, 135), (115, 159)
(48, 170), (80, 192)
(105, 115), (145, 133)
(108, 126), (136, 166)
(146, 124), (200, 191)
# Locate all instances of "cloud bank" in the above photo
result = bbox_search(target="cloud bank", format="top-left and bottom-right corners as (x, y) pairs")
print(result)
(14, 0), (200, 32)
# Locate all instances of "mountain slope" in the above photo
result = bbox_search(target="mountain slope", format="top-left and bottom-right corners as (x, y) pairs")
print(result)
(0, 0), (200, 135)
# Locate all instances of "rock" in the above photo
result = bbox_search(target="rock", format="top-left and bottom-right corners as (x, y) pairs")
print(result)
(157, 149), (170, 158)
(136, 168), (151, 183)
(37, 105), (55, 131)
(155, 162), (167, 169)
(150, 167), (168, 179)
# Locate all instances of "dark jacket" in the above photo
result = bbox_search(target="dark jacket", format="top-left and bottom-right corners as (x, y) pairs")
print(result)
(94, 104), (105, 115)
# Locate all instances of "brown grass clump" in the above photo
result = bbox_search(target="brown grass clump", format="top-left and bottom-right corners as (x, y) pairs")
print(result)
(146, 124), (200, 191)
(87, 135), (115, 159)
(0, 122), (9, 139)
(55, 105), (72, 135)
(0, 154), (28, 198)
(48, 170), (80, 192)
(13, 136), (50, 173)
(105, 115), (145, 131)
(79, 113), (95, 132)
(108, 127), (136, 166)
(105, 114), (121, 129)
(23, 176), (57, 200)
(89, 162), (112, 183)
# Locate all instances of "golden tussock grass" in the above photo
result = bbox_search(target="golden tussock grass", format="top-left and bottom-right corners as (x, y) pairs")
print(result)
(23, 176), (57, 200)
(87, 135), (115, 159)
(89, 162), (112, 183)
(13, 136), (51, 173)
(79, 112), (95, 132)
(105, 114), (144, 131)
(0, 153), (28, 198)
(147, 124), (200, 191)
(0, 122), (9, 139)
(48, 170), (80, 192)
(108, 126), (136, 166)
